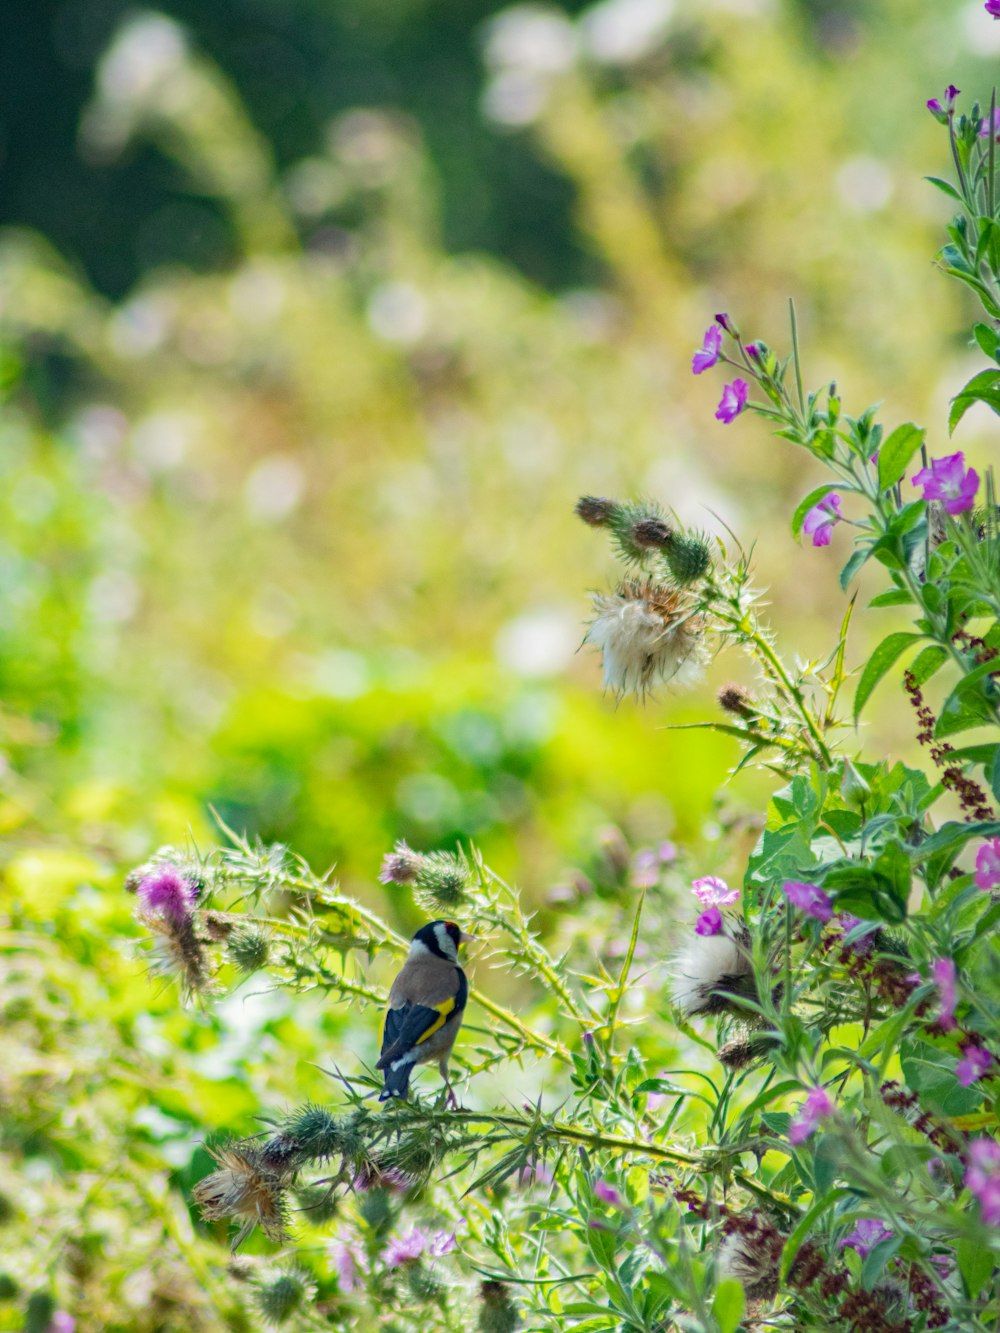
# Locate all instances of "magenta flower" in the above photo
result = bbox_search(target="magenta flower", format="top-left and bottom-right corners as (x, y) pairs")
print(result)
(136, 866), (196, 921)
(957, 1044), (993, 1087)
(988, 0), (1000, 17)
(782, 880), (833, 923)
(838, 1219), (893, 1258)
(801, 494), (843, 548)
(330, 1239), (365, 1291)
(45, 1317), (76, 1333)
(715, 379), (749, 423)
(927, 85), (960, 116)
(966, 1138), (1000, 1224)
(692, 875), (739, 907)
(975, 839), (1000, 892)
(714, 312), (733, 333)
(788, 1086), (834, 1145)
(932, 957), (958, 1032)
(832, 912), (876, 958)
(692, 324), (723, 374)
(981, 110), (1000, 141)
(912, 452), (979, 515)
(383, 1227), (457, 1269)
(352, 1162), (412, 1194)
(378, 841), (422, 886)
(594, 1179), (624, 1208)
(695, 907), (723, 936)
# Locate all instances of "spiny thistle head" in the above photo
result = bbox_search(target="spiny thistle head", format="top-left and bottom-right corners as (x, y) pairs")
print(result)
(267, 1104), (362, 1167)
(379, 840), (424, 886)
(478, 1280), (521, 1333)
(414, 850), (470, 909)
(228, 926), (271, 974)
(192, 1140), (289, 1249)
(357, 1186), (395, 1231)
(294, 1183), (340, 1225)
(584, 581), (706, 699)
(609, 499), (672, 565)
(141, 909), (212, 1001)
(404, 1264), (444, 1302)
(574, 495), (618, 527)
(256, 1272), (310, 1326)
(662, 531), (711, 584)
(717, 683), (755, 718)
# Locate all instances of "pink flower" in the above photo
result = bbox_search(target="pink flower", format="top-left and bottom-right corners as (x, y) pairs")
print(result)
(378, 841), (422, 886)
(802, 494), (842, 548)
(966, 1138), (1000, 1224)
(695, 907), (723, 936)
(715, 379), (749, 423)
(927, 85), (960, 117)
(788, 1087), (834, 1145)
(912, 452), (980, 515)
(382, 1227), (457, 1268)
(45, 1318), (76, 1333)
(932, 957), (958, 1032)
(782, 880), (833, 923)
(692, 875), (739, 907)
(692, 324), (723, 374)
(838, 1219), (893, 1258)
(330, 1240), (365, 1291)
(352, 1163), (412, 1194)
(975, 839), (1000, 892)
(988, 1), (1000, 18)
(957, 1044), (993, 1087)
(135, 867), (196, 921)
(981, 108), (1000, 140)
(594, 1179), (624, 1208)
(832, 912), (876, 957)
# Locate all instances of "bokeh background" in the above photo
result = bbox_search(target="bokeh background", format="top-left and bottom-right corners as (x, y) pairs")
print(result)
(2, 1), (999, 1328)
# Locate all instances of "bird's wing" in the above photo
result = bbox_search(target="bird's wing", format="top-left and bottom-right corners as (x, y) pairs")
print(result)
(378, 968), (467, 1068)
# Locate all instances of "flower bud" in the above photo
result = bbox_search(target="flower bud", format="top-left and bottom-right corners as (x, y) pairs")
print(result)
(257, 1273), (307, 1326)
(839, 759), (871, 810)
(664, 533), (711, 584)
(575, 495), (618, 527)
(228, 926), (271, 974)
(717, 684), (755, 718)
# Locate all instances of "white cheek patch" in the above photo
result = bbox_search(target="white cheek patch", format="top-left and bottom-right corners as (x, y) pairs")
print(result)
(433, 924), (458, 962)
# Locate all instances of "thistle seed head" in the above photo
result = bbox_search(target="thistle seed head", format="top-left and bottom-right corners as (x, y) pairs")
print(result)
(717, 684), (755, 718)
(670, 920), (759, 1018)
(478, 1280), (521, 1333)
(584, 580), (707, 699)
(192, 1140), (289, 1250)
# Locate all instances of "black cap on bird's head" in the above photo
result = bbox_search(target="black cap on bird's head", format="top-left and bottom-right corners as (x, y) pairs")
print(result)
(411, 920), (474, 964)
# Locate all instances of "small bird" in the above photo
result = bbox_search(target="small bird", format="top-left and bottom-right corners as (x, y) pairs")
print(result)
(377, 920), (472, 1105)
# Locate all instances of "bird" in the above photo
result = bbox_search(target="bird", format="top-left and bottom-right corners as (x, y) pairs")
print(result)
(377, 920), (473, 1105)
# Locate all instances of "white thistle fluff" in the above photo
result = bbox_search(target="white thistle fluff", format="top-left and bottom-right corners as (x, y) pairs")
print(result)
(670, 924), (752, 1017)
(584, 581), (705, 698)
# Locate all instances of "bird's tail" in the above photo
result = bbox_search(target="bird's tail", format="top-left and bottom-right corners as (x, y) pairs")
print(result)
(378, 1061), (413, 1102)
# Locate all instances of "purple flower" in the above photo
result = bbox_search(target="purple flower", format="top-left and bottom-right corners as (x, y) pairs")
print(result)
(692, 324), (723, 374)
(966, 1138), (1000, 1224)
(45, 1318), (76, 1333)
(382, 1227), (457, 1269)
(912, 453), (979, 515)
(692, 875), (739, 907)
(975, 839), (1000, 892)
(714, 312), (733, 334)
(352, 1162), (412, 1194)
(981, 108), (1000, 141)
(932, 957), (958, 1032)
(927, 85), (960, 117)
(782, 880), (833, 923)
(839, 1219), (893, 1258)
(516, 1160), (554, 1189)
(330, 1240), (365, 1291)
(594, 1179), (624, 1208)
(695, 907), (723, 936)
(832, 912), (876, 958)
(957, 1044), (993, 1087)
(801, 493), (843, 548)
(136, 867), (196, 922)
(378, 841), (422, 886)
(988, 0), (1000, 17)
(715, 379), (749, 423)
(788, 1087), (834, 1145)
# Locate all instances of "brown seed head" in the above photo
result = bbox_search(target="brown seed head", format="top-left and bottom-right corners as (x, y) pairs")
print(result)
(717, 684), (755, 717)
(193, 1141), (289, 1250)
(575, 495), (617, 527)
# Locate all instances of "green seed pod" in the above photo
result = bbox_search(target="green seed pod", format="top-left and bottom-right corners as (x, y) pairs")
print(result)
(257, 1273), (306, 1326)
(228, 925), (271, 974)
(664, 533), (711, 584)
(840, 759), (872, 810)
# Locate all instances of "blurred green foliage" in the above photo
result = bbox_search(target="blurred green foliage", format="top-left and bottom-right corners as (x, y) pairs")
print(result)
(3, 0), (1000, 1326)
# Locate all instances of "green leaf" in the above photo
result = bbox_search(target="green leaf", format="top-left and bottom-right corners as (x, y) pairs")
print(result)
(900, 1041), (984, 1116)
(853, 632), (922, 722)
(779, 1190), (848, 1280)
(907, 644), (948, 687)
(860, 1235), (903, 1290)
(878, 423), (925, 490)
(949, 368), (1000, 433)
(912, 819), (1000, 863)
(990, 748), (1000, 805)
(840, 545), (873, 590)
(974, 322), (1000, 361)
(868, 588), (913, 608)
(791, 484), (842, 538)
(958, 1236), (995, 1299)
(925, 175), (964, 203)
(711, 1279), (745, 1333)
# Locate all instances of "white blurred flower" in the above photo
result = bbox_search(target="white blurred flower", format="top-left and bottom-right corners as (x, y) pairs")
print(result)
(835, 156), (893, 214)
(670, 920), (754, 1017)
(243, 455), (304, 521)
(97, 13), (186, 105)
(483, 6), (578, 73)
(580, 0), (674, 65)
(584, 580), (705, 698)
(495, 607), (579, 677)
(366, 282), (428, 344)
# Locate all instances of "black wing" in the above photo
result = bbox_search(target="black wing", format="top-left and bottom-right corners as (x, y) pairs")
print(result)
(377, 971), (467, 1069)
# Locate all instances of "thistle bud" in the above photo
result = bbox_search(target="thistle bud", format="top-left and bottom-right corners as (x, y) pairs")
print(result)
(228, 926), (271, 974)
(574, 495), (618, 527)
(405, 1264), (444, 1302)
(717, 683), (755, 718)
(414, 851), (470, 908)
(257, 1272), (308, 1326)
(609, 500), (671, 565)
(663, 533), (711, 584)
(840, 759), (871, 810)
(478, 1280), (521, 1333)
(631, 517), (673, 549)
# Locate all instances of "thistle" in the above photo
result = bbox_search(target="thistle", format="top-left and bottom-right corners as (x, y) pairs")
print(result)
(192, 1140), (290, 1249)
(584, 580), (706, 699)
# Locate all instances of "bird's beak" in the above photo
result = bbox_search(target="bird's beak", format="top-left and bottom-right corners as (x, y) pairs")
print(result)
(459, 931), (477, 945)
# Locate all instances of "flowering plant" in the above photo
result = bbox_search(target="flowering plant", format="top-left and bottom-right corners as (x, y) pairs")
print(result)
(118, 68), (1000, 1333)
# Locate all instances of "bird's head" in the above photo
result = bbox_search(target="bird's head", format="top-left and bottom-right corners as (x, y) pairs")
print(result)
(411, 920), (475, 964)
